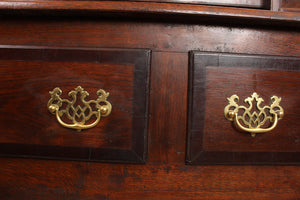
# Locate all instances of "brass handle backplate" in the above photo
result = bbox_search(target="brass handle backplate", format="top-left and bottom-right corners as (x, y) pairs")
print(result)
(224, 92), (284, 137)
(48, 86), (112, 131)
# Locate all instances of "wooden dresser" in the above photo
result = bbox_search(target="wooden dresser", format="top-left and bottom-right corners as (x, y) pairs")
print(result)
(0, 0), (299, 199)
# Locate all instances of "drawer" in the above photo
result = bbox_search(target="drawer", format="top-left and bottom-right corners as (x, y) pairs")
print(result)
(187, 51), (300, 164)
(0, 46), (151, 163)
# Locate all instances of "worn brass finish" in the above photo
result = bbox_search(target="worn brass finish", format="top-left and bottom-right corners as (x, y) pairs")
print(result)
(224, 92), (284, 137)
(48, 86), (112, 131)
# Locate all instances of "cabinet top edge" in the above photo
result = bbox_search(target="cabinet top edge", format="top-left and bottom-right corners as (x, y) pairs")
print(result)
(0, 1), (299, 27)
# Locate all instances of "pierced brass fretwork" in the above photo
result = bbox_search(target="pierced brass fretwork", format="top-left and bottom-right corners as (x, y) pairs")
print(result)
(48, 86), (112, 131)
(224, 92), (284, 137)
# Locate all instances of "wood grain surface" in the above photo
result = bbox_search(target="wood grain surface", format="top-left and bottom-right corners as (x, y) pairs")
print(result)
(205, 67), (300, 151)
(0, 158), (299, 199)
(0, 1), (299, 27)
(187, 52), (300, 164)
(0, 20), (299, 56)
(0, 47), (150, 163)
(148, 52), (188, 163)
(0, 11), (299, 199)
(279, 0), (300, 12)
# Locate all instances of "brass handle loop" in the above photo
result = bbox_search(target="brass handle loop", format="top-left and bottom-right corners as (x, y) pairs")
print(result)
(224, 92), (284, 137)
(48, 86), (112, 131)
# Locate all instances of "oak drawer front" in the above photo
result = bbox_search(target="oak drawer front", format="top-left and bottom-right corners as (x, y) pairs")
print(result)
(187, 52), (300, 165)
(0, 46), (150, 163)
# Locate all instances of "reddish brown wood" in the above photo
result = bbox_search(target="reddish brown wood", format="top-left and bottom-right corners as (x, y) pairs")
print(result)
(272, 0), (300, 12)
(279, 0), (300, 12)
(187, 52), (300, 164)
(280, 0), (300, 8)
(0, 20), (299, 57)
(0, 158), (299, 199)
(0, 1), (299, 26)
(205, 67), (300, 152)
(0, 47), (150, 163)
(0, 3), (299, 199)
(148, 52), (188, 163)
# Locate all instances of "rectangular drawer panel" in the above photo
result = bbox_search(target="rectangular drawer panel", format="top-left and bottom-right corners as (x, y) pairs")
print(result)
(0, 46), (151, 163)
(187, 52), (300, 164)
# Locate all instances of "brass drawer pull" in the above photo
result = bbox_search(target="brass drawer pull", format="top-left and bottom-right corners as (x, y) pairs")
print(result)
(48, 86), (112, 131)
(224, 92), (284, 137)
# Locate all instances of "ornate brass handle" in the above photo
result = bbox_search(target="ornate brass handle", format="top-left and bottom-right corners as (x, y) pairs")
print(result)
(48, 86), (112, 131)
(224, 92), (284, 137)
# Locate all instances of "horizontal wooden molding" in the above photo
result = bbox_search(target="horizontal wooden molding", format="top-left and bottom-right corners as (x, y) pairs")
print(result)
(0, 1), (299, 27)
